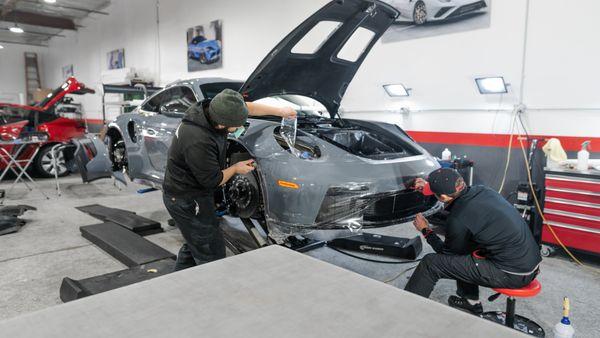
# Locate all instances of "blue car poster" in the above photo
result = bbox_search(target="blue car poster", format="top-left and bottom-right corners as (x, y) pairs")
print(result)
(107, 48), (125, 70)
(187, 20), (223, 72)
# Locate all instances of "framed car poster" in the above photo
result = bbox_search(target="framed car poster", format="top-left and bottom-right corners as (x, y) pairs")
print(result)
(187, 20), (223, 72)
(382, 0), (491, 42)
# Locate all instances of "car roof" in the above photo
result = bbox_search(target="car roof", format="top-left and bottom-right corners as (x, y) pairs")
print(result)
(165, 77), (241, 89)
(151, 78), (243, 102)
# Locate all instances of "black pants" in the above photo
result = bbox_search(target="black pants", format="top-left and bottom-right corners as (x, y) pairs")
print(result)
(404, 253), (536, 300)
(163, 193), (226, 271)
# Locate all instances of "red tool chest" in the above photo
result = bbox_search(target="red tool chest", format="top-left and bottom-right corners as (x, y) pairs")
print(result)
(543, 169), (600, 255)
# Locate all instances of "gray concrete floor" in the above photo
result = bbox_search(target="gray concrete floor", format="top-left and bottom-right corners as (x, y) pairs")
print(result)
(0, 176), (598, 337)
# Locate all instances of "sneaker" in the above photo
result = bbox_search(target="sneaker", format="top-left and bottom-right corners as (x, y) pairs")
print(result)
(448, 295), (483, 315)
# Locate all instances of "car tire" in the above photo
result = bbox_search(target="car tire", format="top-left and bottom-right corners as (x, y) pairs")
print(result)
(106, 134), (128, 173)
(226, 153), (264, 219)
(413, 1), (428, 25)
(33, 145), (69, 178)
(199, 53), (208, 64)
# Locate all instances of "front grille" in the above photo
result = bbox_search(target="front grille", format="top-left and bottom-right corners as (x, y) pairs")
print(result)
(315, 187), (438, 228)
(448, 1), (487, 18)
(363, 190), (438, 224)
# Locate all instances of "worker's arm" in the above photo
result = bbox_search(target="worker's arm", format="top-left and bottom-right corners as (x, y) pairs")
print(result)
(219, 160), (255, 186)
(246, 102), (297, 118)
(184, 141), (255, 189)
(413, 214), (445, 253)
(414, 213), (471, 254)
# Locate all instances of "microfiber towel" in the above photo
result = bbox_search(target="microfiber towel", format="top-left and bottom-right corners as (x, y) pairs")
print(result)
(542, 138), (568, 162)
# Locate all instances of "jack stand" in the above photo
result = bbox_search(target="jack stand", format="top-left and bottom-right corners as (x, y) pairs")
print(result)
(240, 218), (270, 247)
(283, 235), (326, 253)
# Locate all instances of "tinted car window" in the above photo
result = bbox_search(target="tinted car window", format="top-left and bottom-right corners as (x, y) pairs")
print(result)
(200, 82), (244, 99)
(141, 86), (197, 114)
(141, 89), (170, 113)
(160, 87), (197, 116)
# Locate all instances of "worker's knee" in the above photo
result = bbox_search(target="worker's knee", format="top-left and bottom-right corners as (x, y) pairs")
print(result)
(421, 253), (438, 265)
(419, 253), (444, 275)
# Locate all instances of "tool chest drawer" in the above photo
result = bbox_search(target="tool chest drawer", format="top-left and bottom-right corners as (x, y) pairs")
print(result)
(543, 170), (600, 254)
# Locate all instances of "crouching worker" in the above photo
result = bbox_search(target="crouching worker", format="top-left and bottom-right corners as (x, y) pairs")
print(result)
(404, 168), (541, 314)
(163, 89), (296, 271)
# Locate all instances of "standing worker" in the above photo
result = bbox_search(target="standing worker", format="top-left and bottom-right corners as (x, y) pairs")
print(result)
(404, 168), (542, 314)
(163, 89), (296, 271)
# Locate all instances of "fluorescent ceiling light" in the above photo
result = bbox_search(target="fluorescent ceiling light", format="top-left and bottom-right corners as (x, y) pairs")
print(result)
(10, 26), (24, 34)
(0, 45), (4, 49)
(475, 77), (508, 94)
(44, 0), (57, 3)
(383, 84), (410, 97)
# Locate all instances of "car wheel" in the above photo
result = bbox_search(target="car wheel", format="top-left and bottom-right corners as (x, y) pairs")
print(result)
(199, 53), (208, 64)
(106, 134), (128, 173)
(188, 51), (195, 60)
(33, 145), (69, 178)
(413, 1), (428, 25)
(226, 173), (263, 219)
(225, 153), (264, 220)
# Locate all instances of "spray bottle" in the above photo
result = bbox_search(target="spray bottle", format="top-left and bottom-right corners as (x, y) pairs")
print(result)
(442, 148), (452, 161)
(576, 141), (591, 171)
(553, 297), (575, 338)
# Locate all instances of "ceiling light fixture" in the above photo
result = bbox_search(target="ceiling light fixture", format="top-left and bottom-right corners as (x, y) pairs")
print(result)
(9, 24), (24, 34)
(0, 45), (4, 49)
(475, 76), (508, 94)
(383, 84), (411, 97)
(44, 0), (57, 3)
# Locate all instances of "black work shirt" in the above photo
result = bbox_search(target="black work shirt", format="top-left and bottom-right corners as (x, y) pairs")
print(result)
(425, 185), (542, 274)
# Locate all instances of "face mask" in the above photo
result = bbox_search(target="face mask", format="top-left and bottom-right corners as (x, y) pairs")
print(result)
(231, 127), (245, 139)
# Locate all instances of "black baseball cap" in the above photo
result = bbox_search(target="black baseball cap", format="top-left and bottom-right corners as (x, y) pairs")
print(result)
(428, 168), (463, 195)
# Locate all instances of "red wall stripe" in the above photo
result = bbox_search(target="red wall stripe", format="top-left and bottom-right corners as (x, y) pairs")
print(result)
(407, 131), (599, 152)
(85, 119), (105, 125)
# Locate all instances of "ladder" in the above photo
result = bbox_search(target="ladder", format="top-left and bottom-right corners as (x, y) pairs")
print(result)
(24, 52), (41, 104)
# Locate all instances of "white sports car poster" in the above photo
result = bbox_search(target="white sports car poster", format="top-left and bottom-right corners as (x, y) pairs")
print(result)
(382, 0), (491, 42)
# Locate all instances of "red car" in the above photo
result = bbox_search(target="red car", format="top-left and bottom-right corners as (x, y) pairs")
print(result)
(0, 77), (95, 177)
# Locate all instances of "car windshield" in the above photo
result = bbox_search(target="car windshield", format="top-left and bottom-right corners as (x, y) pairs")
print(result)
(36, 85), (64, 108)
(191, 36), (207, 44)
(255, 95), (328, 118)
(200, 82), (244, 99)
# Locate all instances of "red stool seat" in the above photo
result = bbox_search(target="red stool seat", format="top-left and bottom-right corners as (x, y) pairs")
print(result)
(492, 279), (541, 298)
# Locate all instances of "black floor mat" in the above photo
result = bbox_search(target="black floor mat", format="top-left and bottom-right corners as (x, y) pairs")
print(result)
(81, 222), (175, 267)
(0, 205), (36, 217)
(76, 204), (163, 236)
(60, 258), (176, 303)
(0, 216), (26, 236)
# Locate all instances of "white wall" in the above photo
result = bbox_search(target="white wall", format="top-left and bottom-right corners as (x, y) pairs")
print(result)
(41, 0), (600, 138)
(44, 0), (159, 120)
(0, 43), (47, 103)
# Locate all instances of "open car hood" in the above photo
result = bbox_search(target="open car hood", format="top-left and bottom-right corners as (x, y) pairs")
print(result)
(0, 77), (95, 113)
(241, 0), (398, 118)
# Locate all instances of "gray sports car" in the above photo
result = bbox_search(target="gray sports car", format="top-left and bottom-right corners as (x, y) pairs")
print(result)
(77, 0), (441, 241)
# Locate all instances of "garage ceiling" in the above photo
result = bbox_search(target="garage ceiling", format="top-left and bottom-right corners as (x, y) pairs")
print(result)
(0, 0), (110, 47)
